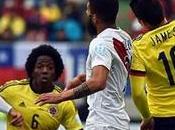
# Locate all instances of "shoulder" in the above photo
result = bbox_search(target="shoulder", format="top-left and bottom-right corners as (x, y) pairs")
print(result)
(132, 34), (148, 49)
(90, 37), (105, 46)
(131, 34), (147, 56)
(89, 37), (107, 53)
(117, 27), (132, 40)
(0, 79), (29, 91)
(54, 82), (64, 93)
(133, 34), (144, 42)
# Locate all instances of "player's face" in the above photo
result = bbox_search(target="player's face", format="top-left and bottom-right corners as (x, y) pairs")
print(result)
(86, 2), (97, 36)
(32, 55), (56, 87)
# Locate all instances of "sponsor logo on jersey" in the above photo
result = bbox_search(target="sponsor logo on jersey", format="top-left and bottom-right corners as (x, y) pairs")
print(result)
(48, 105), (58, 116)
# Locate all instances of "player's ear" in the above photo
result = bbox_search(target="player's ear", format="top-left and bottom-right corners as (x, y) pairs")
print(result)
(138, 19), (149, 29)
(138, 19), (144, 27)
(92, 14), (97, 23)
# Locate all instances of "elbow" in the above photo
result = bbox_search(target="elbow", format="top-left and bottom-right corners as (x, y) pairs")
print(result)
(78, 73), (86, 82)
(94, 80), (106, 91)
(98, 84), (106, 91)
(89, 78), (106, 92)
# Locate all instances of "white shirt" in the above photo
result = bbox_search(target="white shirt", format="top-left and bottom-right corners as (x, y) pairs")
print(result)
(85, 28), (131, 130)
(0, 96), (12, 114)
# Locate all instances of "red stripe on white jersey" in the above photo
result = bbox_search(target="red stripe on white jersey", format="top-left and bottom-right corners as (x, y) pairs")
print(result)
(113, 38), (130, 71)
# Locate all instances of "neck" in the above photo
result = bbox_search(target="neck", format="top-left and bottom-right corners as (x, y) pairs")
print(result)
(160, 18), (168, 26)
(96, 22), (116, 34)
(149, 18), (168, 31)
(30, 80), (54, 94)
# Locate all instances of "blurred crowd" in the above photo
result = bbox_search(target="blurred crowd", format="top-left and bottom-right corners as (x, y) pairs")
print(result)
(0, 0), (88, 42)
(0, 0), (174, 42)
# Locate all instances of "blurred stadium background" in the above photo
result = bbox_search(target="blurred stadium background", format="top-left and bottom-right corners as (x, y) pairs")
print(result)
(0, 0), (147, 129)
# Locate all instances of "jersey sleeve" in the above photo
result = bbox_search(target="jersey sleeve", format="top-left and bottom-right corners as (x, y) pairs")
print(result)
(0, 82), (14, 100)
(0, 96), (12, 114)
(90, 40), (112, 70)
(61, 101), (83, 130)
(130, 42), (146, 72)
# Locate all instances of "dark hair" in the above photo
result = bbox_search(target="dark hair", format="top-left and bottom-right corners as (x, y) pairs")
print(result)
(25, 44), (64, 81)
(160, 0), (173, 20)
(130, 0), (164, 27)
(89, 0), (119, 24)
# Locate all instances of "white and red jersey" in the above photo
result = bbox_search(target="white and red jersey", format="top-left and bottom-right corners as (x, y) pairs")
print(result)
(85, 28), (131, 130)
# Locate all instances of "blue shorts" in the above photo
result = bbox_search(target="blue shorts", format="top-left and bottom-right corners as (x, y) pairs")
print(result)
(154, 117), (175, 130)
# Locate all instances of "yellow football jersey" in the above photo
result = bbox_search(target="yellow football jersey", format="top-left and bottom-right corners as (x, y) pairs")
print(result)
(0, 79), (83, 130)
(130, 20), (175, 117)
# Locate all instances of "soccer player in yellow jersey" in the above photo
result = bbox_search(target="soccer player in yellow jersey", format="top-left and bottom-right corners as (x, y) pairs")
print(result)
(0, 45), (83, 130)
(130, 0), (175, 130)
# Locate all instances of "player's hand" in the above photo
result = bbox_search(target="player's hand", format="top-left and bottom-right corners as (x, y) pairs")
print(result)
(36, 93), (63, 106)
(140, 117), (154, 130)
(8, 108), (24, 127)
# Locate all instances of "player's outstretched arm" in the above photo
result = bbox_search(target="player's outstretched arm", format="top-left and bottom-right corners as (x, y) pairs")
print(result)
(36, 65), (108, 105)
